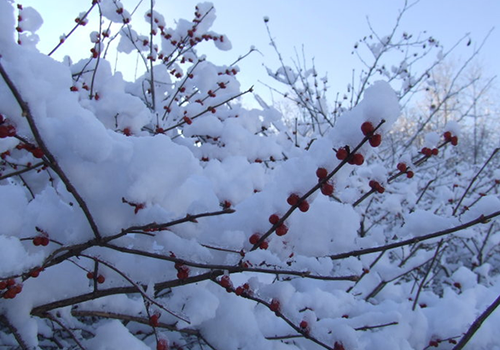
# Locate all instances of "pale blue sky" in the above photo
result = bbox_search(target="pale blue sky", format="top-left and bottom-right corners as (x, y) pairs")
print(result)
(19, 0), (500, 103)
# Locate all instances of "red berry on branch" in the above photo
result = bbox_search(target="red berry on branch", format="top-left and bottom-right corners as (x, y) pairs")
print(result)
(183, 116), (192, 125)
(96, 275), (105, 284)
(300, 320), (308, 329)
(249, 233), (260, 245)
(298, 200), (309, 212)
(397, 162), (407, 172)
(87, 272), (94, 279)
(259, 241), (269, 250)
(287, 193), (300, 206)
(336, 147), (348, 160)
(369, 134), (382, 147)
(269, 214), (280, 225)
(333, 341), (345, 350)
(157, 339), (168, 350)
(432, 148), (439, 156)
(149, 314), (160, 327)
(220, 275), (232, 288)
(421, 147), (432, 157)
(450, 136), (458, 146)
(270, 299), (280, 312)
(349, 153), (364, 166)
(321, 182), (334, 196)
(316, 167), (328, 179)
(406, 171), (414, 178)
(361, 121), (374, 136)
(443, 131), (452, 141)
(33, 236), (42, 246)
(276, 224), (288, 236)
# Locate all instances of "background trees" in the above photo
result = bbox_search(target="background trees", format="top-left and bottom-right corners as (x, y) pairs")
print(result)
(1, 1), (499, 349)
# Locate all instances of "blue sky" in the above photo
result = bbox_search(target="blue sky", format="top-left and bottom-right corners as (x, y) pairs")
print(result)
(19, 0), (500, 103)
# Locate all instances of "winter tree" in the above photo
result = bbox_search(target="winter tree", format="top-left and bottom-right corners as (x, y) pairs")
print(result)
(1, 1), (500, 350)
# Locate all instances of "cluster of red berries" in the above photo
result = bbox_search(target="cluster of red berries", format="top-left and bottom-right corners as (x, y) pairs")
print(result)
(316, 167), (334, 196)
(396, 162), (414, 178)
(361, 121), (382, 147)
(1, 279), (22, 299)
(175, 263), (189, 280)
(16, 142), (44, 159)
(369, 180), (385, 194)
(248, 233), (268, 249)
(33, 235), (49, 246)
(29, 267), (44, 278)
(269, 214), (288, 236)
(286, 193), (309, 212)
(86, 272), (105, 284)
(0, 115), (16, 139)
(336, 147), (364, 166)
(235, 282), (251, 296)
(421, 147), (439, 157)
(443, 131), (458, 146)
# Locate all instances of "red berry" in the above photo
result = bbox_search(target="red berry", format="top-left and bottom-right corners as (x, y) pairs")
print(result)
(369, 134), (382, 147)
(287, 193), (300, 206)
(443, 131), (452, 141)
(429, 340), (439, 347)
(361, 121), (374, 136)
(220, 275), (232, 288)
(87, 272), (94, 279)
(96, 275), (105, 284)
(276, 224), (288, 236)
(333, 341), (345, 350)
(298, 200), (309, 212)
(432, 148), (439, 156)
(321, 182), (334, 196)
(157, 339), (168, 350)
(33, 236), (42, 246)
(31, 147), (44, 159)
(183, 116), (192, 125)
(336, 147), (348, 160)
(269, 214), (280, 225)
(259, 241), (269, 250)
(40, 237), (49, 246)
(349, 153), (364, 166)
(123, 127), (132, 136)
(450, 136), (458, 146)
(406, 171), (414, 178)
(70, 86), (79, 91)
(149, 314), (160, 327)
(397, 162), (407, 172)
(453, 282), (461, 289)
(177, 266), (189, 279)
(249, 233), (261, 245)
(0, 281), (6, 290)
(270, 299), (280, 312)
(6, 279), (15, 287)
(316, 167), (328, 179)
(421, 147), (432, 157)
(30, 268), (42, 278)
(300, 320), (308, 329)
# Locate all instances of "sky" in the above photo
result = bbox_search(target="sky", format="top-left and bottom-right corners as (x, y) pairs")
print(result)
(16, 0), (500, 105)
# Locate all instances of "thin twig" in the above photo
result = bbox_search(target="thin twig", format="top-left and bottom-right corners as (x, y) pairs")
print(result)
(452, 292), (500, 350)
